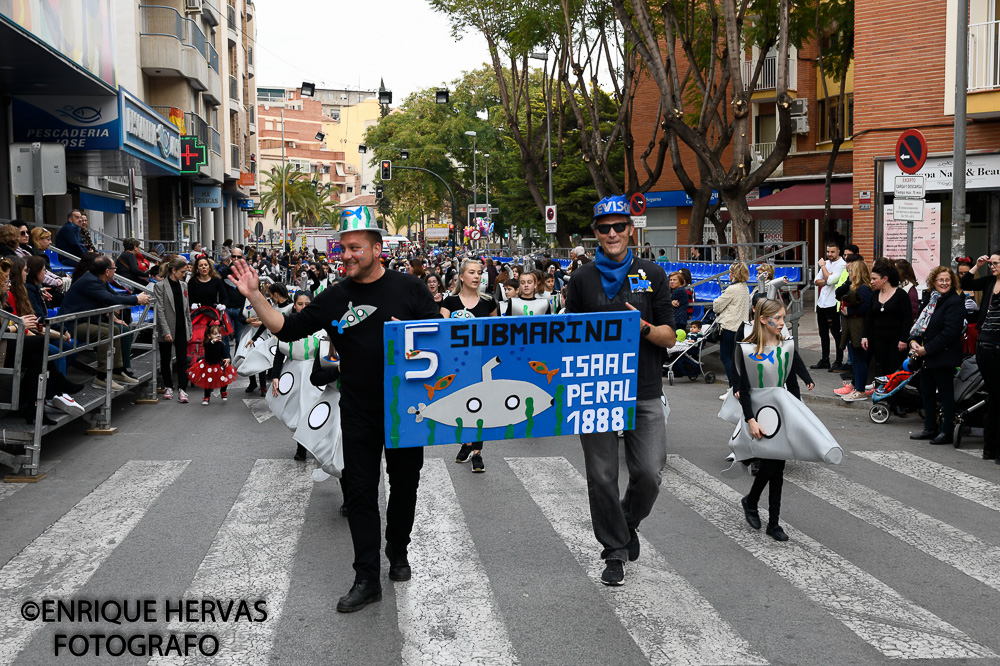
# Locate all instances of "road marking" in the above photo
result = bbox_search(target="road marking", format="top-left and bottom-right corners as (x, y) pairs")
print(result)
(150, 459), (313, 666)
(956, 447), (984, 458)
(0, 460), (189, 666)
(854, 451), (1000, 513)
(508, 456), (767, 666)
(662, 455), (995, 660)
(391, 458), (519, 666)
(0, 461), (60, 501)
(242, 398), (274, 424)
(785, 463), (1000, 592)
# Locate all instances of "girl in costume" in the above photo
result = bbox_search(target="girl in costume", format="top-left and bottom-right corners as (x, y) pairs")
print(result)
(188, 323), (237, 405)
(270, 291), (319, 460)
(506, 270), (552, 316)
(440, 258), (498, 473)
(724, 299), (844, 542)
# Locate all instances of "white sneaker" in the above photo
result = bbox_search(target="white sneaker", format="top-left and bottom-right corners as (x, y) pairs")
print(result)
(163, 388), (173, 400)
(52, 394), (85, 417)
(726, 452), (736, 462)
(719, 393), (728, 401)
(178, 389), (189, 404)
(864, 383), (875, 392)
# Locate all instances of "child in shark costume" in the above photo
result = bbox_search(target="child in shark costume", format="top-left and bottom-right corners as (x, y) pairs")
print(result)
(720, 298), (843, 542)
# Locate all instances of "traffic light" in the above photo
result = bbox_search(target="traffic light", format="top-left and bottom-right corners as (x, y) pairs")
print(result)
(375, 185), (384, 200)
(380, 160), (392, 180)
(448, 223), (454, 230)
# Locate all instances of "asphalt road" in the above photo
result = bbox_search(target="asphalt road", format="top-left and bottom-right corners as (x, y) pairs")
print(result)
(1, 361), (997, 666)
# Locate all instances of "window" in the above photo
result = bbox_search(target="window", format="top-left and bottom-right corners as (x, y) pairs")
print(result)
(817, 94), (853, 142)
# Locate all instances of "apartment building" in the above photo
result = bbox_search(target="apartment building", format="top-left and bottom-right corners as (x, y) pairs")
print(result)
(631, 37), (854, 263)
(0, 0), (257, 251)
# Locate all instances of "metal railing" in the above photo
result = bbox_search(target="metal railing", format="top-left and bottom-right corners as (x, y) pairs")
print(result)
(208, 42), (219, 73)
(751, 142), (777, 163)
(227, 3), (237, 30)
(139, 5), (217, 71)
(231, 144), (240, 169)
(0, 313), (29, 411)
(210, 126), (222, 155)
(88, 228), (125, 255)
(229, 74), (239, 100)
(969, 20), (1000, 91)
(742, 54), (797, 91)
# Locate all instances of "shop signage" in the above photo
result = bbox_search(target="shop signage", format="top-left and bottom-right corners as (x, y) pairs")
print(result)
(180, 137), (207, 174)
(893, 198), (925, 221)
(239, 172), (256, 187)
(120, 88), (181, 172)
(383, 312), (640, 447)
(883, 203), (941, 286)
(238, 199), (255, 210)
(194, 186), (222, 208)
(11, 95), (120, 150)
(858, 190), (872, 210)
(883, 153), (1000, 192)
(894, 175), (925, 198)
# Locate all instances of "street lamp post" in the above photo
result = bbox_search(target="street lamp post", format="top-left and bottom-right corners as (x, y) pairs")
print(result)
(530, 51), (554, 247)
(465, 130), (477, 244)
(281, 107), (286, 251)
(484, 152), (489, 246)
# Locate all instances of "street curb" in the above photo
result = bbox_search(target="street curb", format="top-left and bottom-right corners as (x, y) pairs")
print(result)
(801, 393), (869, 410)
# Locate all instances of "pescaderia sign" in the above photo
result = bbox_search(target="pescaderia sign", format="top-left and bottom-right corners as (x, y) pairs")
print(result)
(383, 312), (639, 447)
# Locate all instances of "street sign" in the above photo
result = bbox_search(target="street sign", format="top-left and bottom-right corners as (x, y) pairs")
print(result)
(894, 175), (925, 198)
(254, 221), (263, 237)
(631, 215), (647, 228)
(895, 129), (928, 175)
(490, 207), (499, 215)
(894, 198), (925, 221)
(858, 190), (872, 211)
(545, 205), (557, 233)
(630, 192), (647, 216)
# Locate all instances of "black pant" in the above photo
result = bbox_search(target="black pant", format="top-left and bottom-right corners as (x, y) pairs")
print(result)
(746, 459), (785, 527)
(816, 306), (843, 364)
(342, 409), (423, 582)
(977, 343), (1000, 454)
(920, 365), (956, 433)
(158, 331), (188, 390)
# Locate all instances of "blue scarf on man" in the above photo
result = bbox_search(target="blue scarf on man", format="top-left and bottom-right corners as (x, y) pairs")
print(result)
(594, 247), (634, 300)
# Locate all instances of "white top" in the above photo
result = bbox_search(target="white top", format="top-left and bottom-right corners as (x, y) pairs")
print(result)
(817, 257), (847, 309)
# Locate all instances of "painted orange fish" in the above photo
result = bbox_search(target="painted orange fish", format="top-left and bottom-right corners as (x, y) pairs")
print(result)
(424, 374), (456, 400)
(529, 361), (560, 384)
(406, 349), (421, 359)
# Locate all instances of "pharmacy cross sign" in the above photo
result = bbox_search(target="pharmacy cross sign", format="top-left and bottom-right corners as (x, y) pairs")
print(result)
(180, 136), (207, 174)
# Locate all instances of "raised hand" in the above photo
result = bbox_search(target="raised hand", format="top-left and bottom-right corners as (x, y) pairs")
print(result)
(229, 259), (260, 298)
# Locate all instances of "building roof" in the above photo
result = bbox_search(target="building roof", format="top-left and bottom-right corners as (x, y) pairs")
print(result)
(338, 194), (376, 207)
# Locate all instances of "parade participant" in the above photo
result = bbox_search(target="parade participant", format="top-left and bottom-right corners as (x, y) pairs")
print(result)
(423, 272), (445, 303)
(153, 257), (192, 403)
(440, 257), (498, 473)
(188, 323), (236, 405)
(565, 194), (675, 586)
(228, 205), (439, 613)
(506, 270), (552, 316)
(963, 253), (1000, 459)
(731, 299), (821, 542)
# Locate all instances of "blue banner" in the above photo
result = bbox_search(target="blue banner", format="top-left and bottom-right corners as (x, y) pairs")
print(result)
(11, 95), (120, 150)
(119, 88), (181, 172)
(383, 312), (640, 448)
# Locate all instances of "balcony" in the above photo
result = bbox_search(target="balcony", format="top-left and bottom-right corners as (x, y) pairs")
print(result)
(742, 54), (798, 93)
(202, 0), (220, 26)
(229, 74), (239, 102)
(247, 45), (254, 77)
(248, 105), (256, 133)
(231, 144), (241, 176)
(750, 142), (782, 177)
(139, 5), (220, 92)
(227, 3), (238, 44)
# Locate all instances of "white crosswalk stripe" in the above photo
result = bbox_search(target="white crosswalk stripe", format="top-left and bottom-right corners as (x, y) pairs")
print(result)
(0, 460), (190, 666)
(854, 450), (1000, 513)
(784, 462), (1000, 592)
(393, 458), (519, 666)
(662, 455), (996, 660)
(508, 456), (768, 666)
(149, 459), (313, 666)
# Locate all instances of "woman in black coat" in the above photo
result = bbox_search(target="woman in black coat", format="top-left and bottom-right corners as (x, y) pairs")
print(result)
(863, 259), (913, 416)
(908, 266), (966, 445)
(962, 252), (1000, 460)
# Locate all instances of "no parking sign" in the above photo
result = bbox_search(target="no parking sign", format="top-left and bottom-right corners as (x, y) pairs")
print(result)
(545, 205), (557, 233)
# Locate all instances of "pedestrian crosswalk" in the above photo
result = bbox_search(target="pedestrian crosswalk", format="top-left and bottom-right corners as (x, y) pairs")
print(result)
(2, 450), (1000, 665)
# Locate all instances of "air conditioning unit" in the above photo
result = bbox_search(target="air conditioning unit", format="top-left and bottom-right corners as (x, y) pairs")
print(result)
(330, 109), (341, 121)
(789, 98), (808, 116)
(185, 0), (203, 13)
(791, 116), (810, 134)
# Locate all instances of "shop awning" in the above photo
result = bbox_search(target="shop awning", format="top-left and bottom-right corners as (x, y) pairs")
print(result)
(721, 182), (853, 220)
(79, 190), (127, 214)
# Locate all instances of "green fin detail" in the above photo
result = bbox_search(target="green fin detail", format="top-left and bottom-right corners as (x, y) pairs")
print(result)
(505, 424), (515, 439)
(476, 419), (484, 441)
(386, 339), (395, 366)
(626, 407), (634, 430)
(455, 417), (463, 442)
(427, 420), (436, 446)
(554, 384), (565, 436)
(389, 376), (401, 448)
(525, 397), (535, 438)
(757, 363), (765, 388)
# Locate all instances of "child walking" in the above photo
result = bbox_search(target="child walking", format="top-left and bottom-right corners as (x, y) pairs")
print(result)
(188, 323), (237, 405)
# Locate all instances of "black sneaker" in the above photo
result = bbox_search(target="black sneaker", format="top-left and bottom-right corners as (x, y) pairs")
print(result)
(601, 559), (625, 586)
(455, 444), (474, 463)
(293, 444), (307, 461)
(471, 454), (485, 473)
(626, 529), (640, 562)
(336, 580), (382, 612)
(809, 359), (830, 369)
(741, 496), (761, 530)
(766, 524), (789, 542)
(385, 542), (411, 581)
(244, 381), (258, 394)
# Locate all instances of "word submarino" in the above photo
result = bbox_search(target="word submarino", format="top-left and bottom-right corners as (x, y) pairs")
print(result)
(449, 318), (623, 347)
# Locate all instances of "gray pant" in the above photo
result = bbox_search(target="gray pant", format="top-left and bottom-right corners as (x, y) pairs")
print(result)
(579, 397), (669, 562)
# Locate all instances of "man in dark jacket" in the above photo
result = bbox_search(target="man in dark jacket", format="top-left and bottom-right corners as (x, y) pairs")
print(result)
(115, 238), (150, 285)
(61, 255), (151, 389)
(55, 209), (88, 265)
(565, 194), (676, 587)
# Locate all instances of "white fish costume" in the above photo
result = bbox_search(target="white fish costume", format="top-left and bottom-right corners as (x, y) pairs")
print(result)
(236, 301), (292, 376)
(231, 302), (258, 368)
(720, 338), (843, 476)
(265, 333), (325, 431)
(293, 348), (344, 481)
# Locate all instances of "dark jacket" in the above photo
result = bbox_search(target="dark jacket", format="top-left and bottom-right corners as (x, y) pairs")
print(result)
(26, 282), (47, 318)
(960, 271), (998, 330)
(116, 251), (149, 285)
(55, 221), (88, 265)
(910, 289), (965, 370)
(59, 271), (139, 326)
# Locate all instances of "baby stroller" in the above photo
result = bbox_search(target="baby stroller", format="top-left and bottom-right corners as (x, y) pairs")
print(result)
(869, 354), (922, 424)
(953, 356), (988, 448)
(663, 318), (718, 386)
(188, 305), (233, 361)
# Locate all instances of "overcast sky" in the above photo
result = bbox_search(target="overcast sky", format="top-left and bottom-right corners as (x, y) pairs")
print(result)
(254, 1), (492, 102)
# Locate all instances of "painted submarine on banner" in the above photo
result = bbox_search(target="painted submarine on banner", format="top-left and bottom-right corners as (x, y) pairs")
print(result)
(408, 356), (554, 428)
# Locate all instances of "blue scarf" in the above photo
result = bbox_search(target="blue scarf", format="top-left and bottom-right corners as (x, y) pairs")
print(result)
(594, 248), (633, 301)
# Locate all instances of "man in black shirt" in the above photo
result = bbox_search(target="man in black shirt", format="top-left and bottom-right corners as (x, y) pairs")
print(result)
(565, 195), (675, 587)
(229, 207), (440, 612)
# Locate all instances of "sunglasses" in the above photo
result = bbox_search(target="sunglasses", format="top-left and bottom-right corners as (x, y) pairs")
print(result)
(595, 222), (629, 235)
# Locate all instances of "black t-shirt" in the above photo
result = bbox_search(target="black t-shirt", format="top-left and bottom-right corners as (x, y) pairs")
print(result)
(276, 269), (440, 423)
(441, 293), (496, 318)
(565, 256), (673, 400)
(187, 276), (229, 308)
